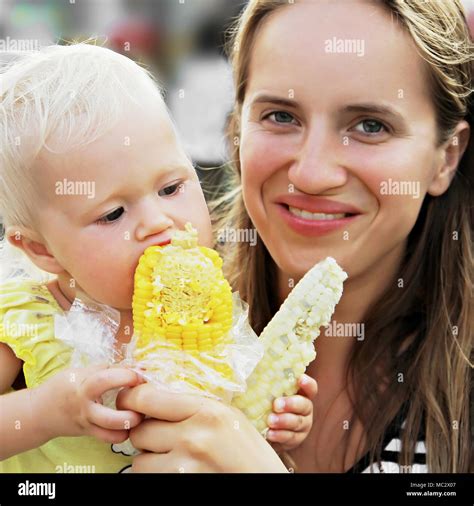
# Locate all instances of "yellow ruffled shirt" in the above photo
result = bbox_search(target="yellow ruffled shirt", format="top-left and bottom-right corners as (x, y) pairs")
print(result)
(0, 279), (133, 473)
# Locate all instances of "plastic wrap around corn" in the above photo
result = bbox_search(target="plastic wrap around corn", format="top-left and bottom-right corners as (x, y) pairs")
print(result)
(130, 222), (347, 437)
(231, 257), (348, 435)
(131, 223), (236, 397)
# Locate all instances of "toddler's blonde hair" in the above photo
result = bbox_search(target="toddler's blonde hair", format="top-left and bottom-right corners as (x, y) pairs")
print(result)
(0, 42), (165, 280)
(0, 42), (164, 230)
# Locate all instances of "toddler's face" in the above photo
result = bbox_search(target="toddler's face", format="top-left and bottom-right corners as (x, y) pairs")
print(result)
(33, 95), (213, 309)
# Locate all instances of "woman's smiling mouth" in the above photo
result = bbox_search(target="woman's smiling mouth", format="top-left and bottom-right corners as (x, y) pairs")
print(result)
(274, 196), (362, 237)
(288, 206), (349, 220)
(277, 203), (360, 236)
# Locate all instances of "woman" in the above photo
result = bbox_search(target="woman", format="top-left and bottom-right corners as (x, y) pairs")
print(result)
(117, 0), (473, 473)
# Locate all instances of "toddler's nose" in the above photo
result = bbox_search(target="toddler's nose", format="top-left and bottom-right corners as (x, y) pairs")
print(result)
(136, 197), (174, 241)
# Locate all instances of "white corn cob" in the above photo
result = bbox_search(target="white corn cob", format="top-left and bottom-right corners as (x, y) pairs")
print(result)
(232, 257), (348, 434)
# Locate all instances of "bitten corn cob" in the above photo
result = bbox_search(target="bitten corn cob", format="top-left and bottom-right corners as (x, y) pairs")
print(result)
(132, 223), (234, 395)
(232, 257), (348, 434)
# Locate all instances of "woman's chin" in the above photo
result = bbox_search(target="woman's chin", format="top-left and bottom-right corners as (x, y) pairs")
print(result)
(274, 257), (324, 283)
(271, 245), (344, 279)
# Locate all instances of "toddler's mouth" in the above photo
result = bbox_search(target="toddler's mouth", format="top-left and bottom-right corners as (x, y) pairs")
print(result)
(153, 238), (171, 247)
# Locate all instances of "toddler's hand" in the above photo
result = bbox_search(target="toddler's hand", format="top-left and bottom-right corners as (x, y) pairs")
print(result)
(265, 374), (317, 451)
(35, 364), (144, 444)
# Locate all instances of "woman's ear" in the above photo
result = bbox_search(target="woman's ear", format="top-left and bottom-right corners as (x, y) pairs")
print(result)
(428, 120), (470, 197)
(5, 225), (65, 275)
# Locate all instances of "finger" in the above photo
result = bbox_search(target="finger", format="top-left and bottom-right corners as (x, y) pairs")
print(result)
(116, 383), (204, 421)
(88, 424), (130, 445)
(83, 368), (143, 400)
(129, 418), (176, 453)
(271, 430), (306, 451)
(267, 412), (309, 432)
(132, 452), (192, 473)
(266, 429), (298, 445)
(296, 374), (318, 399)
(273, 395), (312, 416)
(132, 452), (166, 473)
(87, 401), (143, 430)
(133, 453), (202, 473)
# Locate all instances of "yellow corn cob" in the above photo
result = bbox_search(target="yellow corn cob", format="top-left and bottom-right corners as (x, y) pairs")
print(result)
(132, 223), (234, 394)
(231, 257), (348, 434)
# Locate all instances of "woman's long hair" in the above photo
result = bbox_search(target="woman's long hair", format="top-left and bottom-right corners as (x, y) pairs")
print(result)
(211, 0), (473, 472)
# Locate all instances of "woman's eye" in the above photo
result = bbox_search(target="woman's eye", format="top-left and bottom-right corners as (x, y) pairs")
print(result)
(96, 207), (124, 225)
(265, 111), (297, 124)
(353, 119), (388, 135)
(158, 182), (183, 197)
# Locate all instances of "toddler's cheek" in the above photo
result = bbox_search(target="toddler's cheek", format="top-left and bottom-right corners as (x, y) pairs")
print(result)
(107, 280), (134, 309)
(75, 263), (134, 309)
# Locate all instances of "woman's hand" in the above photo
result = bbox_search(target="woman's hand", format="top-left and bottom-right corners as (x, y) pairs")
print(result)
(116, 384), (289, 473)
(35, 364), (144, 444)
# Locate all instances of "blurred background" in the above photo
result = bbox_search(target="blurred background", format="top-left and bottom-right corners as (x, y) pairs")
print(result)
(0, 0), (473, 172)
(0, 0), (246, 179)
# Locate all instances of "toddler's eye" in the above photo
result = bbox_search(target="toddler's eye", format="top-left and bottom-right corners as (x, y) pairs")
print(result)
(96, 207), (124, 225)
(353, 119), (388, 135)
(265, 111), (297, 124)
(158, 182), (183, 197)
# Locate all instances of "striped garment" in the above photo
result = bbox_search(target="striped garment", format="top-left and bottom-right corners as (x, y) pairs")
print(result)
(347, 407), (427, 473)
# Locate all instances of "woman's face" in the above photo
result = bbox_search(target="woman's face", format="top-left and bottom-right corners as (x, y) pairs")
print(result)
(239, 0), (449, 282)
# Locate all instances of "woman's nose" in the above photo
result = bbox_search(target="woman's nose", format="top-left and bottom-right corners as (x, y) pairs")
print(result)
(288, 122), (348, 194)
(135, 196), (174, 241)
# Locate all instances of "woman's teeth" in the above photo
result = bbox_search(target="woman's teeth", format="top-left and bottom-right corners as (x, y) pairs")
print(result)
(288, 206), (347, 220)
